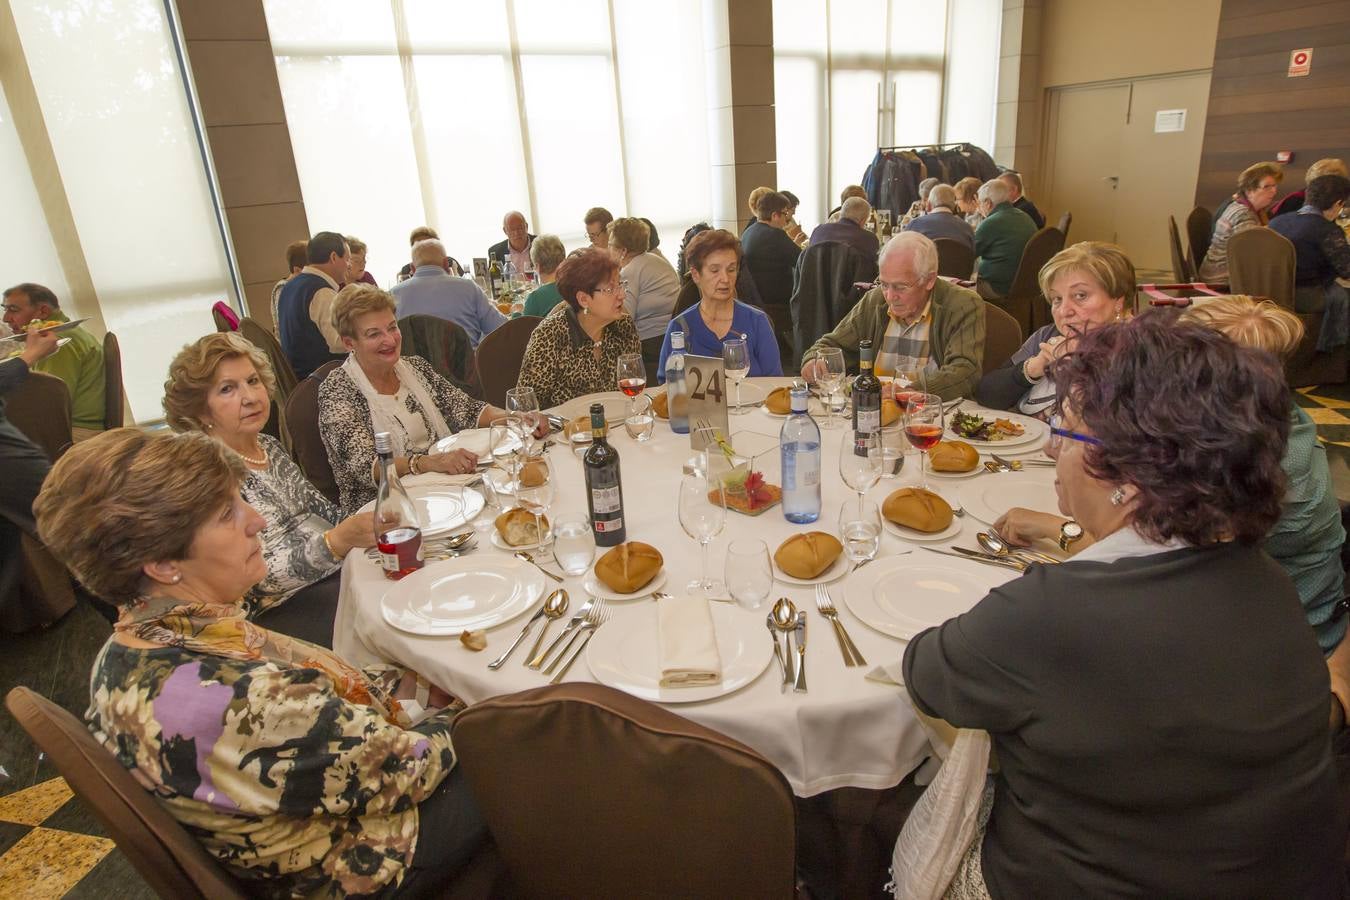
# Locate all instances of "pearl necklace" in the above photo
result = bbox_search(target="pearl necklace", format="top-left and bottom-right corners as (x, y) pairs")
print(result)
(237, 445), (268, 466)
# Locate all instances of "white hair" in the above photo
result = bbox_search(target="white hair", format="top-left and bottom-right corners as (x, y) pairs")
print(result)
(928, 184), (957, 210)
(411, 238), (447, 267)
(841, 196), (871, 224)
(978, 178), (1011, 206)
(878, 231), (938, 278)
(917, 177), (940, 202)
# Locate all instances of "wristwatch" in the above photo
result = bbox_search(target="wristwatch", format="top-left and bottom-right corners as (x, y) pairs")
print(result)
(1058, 520), (1084, 551)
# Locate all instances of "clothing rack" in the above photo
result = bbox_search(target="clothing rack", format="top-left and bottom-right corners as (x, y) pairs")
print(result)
(876, 142), (972, 153)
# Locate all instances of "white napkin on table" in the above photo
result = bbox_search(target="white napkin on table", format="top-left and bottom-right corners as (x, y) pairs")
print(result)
(657, 594), (723, 687)
(402, 472), (481, 489)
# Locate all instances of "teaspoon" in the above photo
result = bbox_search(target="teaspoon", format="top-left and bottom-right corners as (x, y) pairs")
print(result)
(977, 531), (1059, 566)
(771, 598), (798, 690)
(514, 550), (565, 583)
(521, 589), (569, 667)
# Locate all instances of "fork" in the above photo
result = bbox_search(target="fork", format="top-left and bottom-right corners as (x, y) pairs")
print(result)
(529, 597), (594, 669)
(815, 584), (866, 667)
(990, 453), (1023, 472)
(544, 598), (605, 676)
(549, 601), (608, 683)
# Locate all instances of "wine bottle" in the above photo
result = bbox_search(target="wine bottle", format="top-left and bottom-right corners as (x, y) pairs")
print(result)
(665, 330), (690, 434)
(583, 402), (627, 546)
(373, 431), (424, 579)
(780, 384), (821, 523)
(852, 338), (882, 448)
(488, 255), (502, 298)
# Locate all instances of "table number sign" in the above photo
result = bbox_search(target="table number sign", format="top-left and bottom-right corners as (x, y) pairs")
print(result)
(685, 354), (728, 451)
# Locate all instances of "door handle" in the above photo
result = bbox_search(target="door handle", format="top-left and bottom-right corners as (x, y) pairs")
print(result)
(1102, 175), (1119, 188)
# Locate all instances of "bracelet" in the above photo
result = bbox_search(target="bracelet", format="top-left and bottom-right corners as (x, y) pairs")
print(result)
(322, 529), (341, 561)
(409, 453), (423, 476)
(1021, 358), (1043, 383)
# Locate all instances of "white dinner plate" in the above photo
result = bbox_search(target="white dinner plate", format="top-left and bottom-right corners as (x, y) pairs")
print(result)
(726, 381), (764, 410)
(946, 409), (1047, 449)
(585, 602), (774, 703)
(958, 469), (1060, 525)
(0, 318), (89, 343)
(2, 337), (69, 360)
(489, 525), (553, 552)
(881, 515), (962, 543)
(410, 486), (486, 538)
(583, 567), (668, 601)
(554, 391), (630, 424)
(843, 556), (1009, 640)
(432, 428), (492, 461)
(380, 556), (545, 636)
(773, 548), (849, 585)
(924, 458), (987, 480)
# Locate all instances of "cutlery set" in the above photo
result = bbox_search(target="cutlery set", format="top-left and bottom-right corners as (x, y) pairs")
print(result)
(363, 531), (478, 562)
(984, 452), (1055, 473)
(488, 590), (612, 684)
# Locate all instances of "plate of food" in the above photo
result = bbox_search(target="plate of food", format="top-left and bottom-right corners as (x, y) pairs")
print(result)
(0, 318), (89, 342)
(947, 409), (1046, 449)
(488, 507), (551, 550)
(880, 486), (963, 542)
(922, 440), (985, 480)
(772, 532), (848, 585)
(583, 541), (667, 600)
(2, 337), (70, 360)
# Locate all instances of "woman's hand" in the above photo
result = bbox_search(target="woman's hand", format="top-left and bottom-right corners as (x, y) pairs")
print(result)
(993, 508), (1067, 547)
(18, 326), (60, 367)
(425, 448), (478, 475)
(327, 512), (377, 557)
(1023, 336), (1067, 381)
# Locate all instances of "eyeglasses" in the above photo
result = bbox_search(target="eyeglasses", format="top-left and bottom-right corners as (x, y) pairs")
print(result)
(1047, 414), (1101, 451)
(872, 279), (923, 296)
(592, 279), (628, 295)
(587, 231), (604, 242)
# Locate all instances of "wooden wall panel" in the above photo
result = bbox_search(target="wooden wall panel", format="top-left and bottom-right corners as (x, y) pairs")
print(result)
(1196, 1), (1350, 211)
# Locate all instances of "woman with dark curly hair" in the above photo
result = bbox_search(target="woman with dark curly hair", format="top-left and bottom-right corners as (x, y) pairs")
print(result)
(903, 315), (1343, 898)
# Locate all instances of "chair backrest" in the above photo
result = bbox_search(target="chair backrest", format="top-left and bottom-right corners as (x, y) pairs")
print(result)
(982, 301), (1024, 375)
(6, 370), (72, 460)
(102, 331), (125, 430)
(211, 301), (239, 333)
(284, 360), (342, 505)
(1228, 227), (1297, 310)
(238, 317), (299, 403)
(398, 315), (481, 398)
(1167, 216), (1194, 283)
(789, 240), (877, 368)
(451, 683), (796, 900)
(5, 687), (247, 899)
(475, 315), (543, 407)
(933, 238), (976, 279)
(1185, 206), (1212, 272)
(1004, 226), (1067, 334)
(1056, 210), (1072, 241)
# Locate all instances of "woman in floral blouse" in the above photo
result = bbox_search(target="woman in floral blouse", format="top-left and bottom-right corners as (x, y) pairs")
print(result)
(163, 333), (373, 647)
(34, 429), (486, 897)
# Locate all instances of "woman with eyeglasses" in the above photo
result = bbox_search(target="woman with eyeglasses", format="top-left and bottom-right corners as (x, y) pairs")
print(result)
(1198, 161), (1283, 284)
(905, 315), (1343, 898)
(976, 242), (1133, 418)
(516, 247), (641, 409)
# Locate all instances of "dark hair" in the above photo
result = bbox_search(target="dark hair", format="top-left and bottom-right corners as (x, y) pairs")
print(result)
(1053, 313), (1289, 546)
(285, 240), (308, 272)
(684, 229), (742, 273)
(678, 222), (712, 277)
(639, 217), (660, 252)
(781, 190), (800, 209)
(3, 282), (60, 310)
(555, 248), (620, 313)
(755, 191), (791, 220)
(307, 231), (347, 264)
(584, 207), (614, 228)
(1305, 175), (1350, 211)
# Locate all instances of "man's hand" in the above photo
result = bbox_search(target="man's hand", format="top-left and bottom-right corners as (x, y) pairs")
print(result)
(18, 326), (60, 367)
(801, 358), (827, 382)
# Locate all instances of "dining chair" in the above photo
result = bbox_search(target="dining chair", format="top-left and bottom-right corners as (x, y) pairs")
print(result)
(1185, 206), (1212, 275)
(475, 315), (543, 407)
(933, 238), (976, 280)
(451, 682), (798, 899)
(1000, 226), (1066, 335)
(1056, 210), (1072, 242)
(211, 300), (239, 333)
(789, 241), (877, 369)
(284, 360), (342, 504)
(238, 317), (299, 450)
(981, 301), (1024, 376)
(1167, 216), (1194, 283)
(6, 369), (72, 461)
(103, 330), (125, 430)
(399, 314), (483, 399)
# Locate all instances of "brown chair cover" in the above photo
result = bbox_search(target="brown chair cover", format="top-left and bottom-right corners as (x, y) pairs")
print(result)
(211, 304), (235, 333)
(285, 360), (342, 505)
(1185, 206), (1212, 276)
(1056, 210), (1072, 242)
(238, 317), (300, 450)
(934, 238), (976, 280)
(6, 370), (72, 461)
(451, 683), (797, 900)
(999, 226), (1066, 335)
(1168, 216), (1194, 283)
(7, 534), (75, 632)
(982, 301), (1024, 376)
(103, 331), (125, 430)
(399, 314), (481, 399)
(475, 315), (542, 407)
(5, 686), (249, 899)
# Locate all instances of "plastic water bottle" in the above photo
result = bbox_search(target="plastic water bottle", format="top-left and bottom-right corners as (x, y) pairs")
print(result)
(780, 384), (821, 523)
(665, 331), (690, 434)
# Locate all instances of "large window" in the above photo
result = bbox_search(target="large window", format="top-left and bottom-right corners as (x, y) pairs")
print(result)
(773, 0), (1001, 226)
(265, 0), (713, 283)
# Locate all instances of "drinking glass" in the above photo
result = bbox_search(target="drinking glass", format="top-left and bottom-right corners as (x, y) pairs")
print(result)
(722, 337), (750, 415)
(879, 423), (906, 478)
(515, 454), (555, 550)
(678, 472), (727, 596)
(902, 393), (943, 489)
(817, 347), (846, 429)
(725, 539), (773, 611)
(839, 429), (884, 500)
(488, 415), (526, 497)
(616, 352), (646, 402)
(624, 393), (655, 442)
(505, 387), (541, 451)
(838, 498), (882, 568)
(552, 516), (595, 575)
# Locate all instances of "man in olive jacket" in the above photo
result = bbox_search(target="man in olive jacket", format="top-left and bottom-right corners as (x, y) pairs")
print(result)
(800, 231), (985, 401)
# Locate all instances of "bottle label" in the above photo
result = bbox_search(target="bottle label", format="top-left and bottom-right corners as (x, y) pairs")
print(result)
(591, 486), (621, 514)
(798, 456), (820, 486)
(856, 409), (881, 433)
(595, 516), (624, 533)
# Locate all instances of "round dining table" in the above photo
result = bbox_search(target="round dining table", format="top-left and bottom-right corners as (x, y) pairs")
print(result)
(332, 378), (1061, 797)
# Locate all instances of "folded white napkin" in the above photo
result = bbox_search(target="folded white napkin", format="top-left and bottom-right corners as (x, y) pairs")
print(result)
(402, 472), (480, 489)
(657, 594), (723, 687)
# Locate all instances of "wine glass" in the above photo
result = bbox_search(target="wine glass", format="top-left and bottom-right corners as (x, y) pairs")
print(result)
(504, 387), (540, 456)
(515, 454), (555, 551)
(722, 337), (750, 415)
(839, 429), (884, 500)
(488, 415), (526, 498)
(725, 539), (773, 611)
(817, 347), (846, 429)
(616, 352), (646, 418)
(902, 393), (943, 489)
(678, 471), (727, 597)
(838, 498), (882, 570)
(624, 393), (655, 442)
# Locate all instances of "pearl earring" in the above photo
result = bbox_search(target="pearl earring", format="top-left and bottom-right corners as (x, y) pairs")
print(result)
(1110, 487), (1126, 506)
(171, 574), (182, 584)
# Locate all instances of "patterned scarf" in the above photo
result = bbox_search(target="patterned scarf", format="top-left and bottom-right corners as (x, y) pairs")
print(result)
(115, 594), (409, 727)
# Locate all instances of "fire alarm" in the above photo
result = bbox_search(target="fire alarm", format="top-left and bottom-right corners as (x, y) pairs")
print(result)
(1276, 150), (1294, 164)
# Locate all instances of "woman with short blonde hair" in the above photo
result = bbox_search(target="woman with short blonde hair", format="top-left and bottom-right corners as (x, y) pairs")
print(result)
(1179, 295), (1304, 358)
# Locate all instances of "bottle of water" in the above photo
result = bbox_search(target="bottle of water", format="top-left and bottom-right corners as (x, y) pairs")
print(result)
(665, 330), (690, 434)
(780, 384), (821, 523)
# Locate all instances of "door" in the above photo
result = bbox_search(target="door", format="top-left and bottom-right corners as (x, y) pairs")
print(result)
(1042, 84), (1129, 249)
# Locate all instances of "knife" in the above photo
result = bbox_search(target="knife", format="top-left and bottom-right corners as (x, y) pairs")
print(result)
(921, 546), (1027, 572)
(951, 545), (1028, 571)
(793, 611), (808, 693)
(766, 613), (788, 691)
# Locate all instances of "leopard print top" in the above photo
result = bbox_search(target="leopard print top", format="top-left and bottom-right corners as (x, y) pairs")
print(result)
(516, 303), (641, 409)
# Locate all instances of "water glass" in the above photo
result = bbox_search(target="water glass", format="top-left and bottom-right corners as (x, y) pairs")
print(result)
(516, 455), (555, 549)
(624, 393), (655, 442)
(504, 387), (541, 454)
(725, 539), (773, 611)
(838, 429), (884, 499)
(678, 472), (727, 596)
(879, 423), (906, 478)
(817, 347), (846, 429)
(552, 516), (595, 575)
(723, 337), (750, 415)
(488, 416), (525, 495)
(838, 498), (882, 567)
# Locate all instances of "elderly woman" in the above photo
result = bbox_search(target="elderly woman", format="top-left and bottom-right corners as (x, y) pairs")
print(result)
(163, 333), (374, 646)
(610, 216), (680, 380)
(975, 241), (1133, 417)
(345, 234), (377, 286)
(320, 284), (539, 513)
(906, 315), (1342, 897)
(515, 247), (642, 409)
(657, 229), (782, 380)
(521, 234), (567, 318)
(1198, 161), (1283, 283)
(34, 429), (486, 897)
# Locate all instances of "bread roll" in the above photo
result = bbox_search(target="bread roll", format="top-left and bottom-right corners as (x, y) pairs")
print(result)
(882, 488), (953, 533)
(495, 507), (550, 546)
(929, 440), (979, 472)
(518, 459), (550, 487)
(594, 541), (664, 593)
(881, 397), (902, 426)
(765, 386), (793, 415)
(652, 390), (669, 419)
(774, 531), (843, 579)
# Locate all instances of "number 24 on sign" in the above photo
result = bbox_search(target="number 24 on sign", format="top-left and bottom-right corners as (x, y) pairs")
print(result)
(687, 365), (724, 403)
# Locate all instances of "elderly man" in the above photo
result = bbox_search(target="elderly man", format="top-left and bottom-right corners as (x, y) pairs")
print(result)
(397, 226), (463, 282)
(584, 207), (614, 249)
(973, 179), (1037, 300)
(392, 239), (506, 347)
(801, 232), (984, 401)
(488, 211), (535, 275)
(998, 171), (1045, 229)
(903, 184), (975, 252)
(1, 283), (105, 440)
(277, 231), (350, 378)
(901, 177), (942, 228)
(808, 196), (881, 259)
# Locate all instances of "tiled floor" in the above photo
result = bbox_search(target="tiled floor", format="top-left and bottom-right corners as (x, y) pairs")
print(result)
(4, 380), (1350, 897)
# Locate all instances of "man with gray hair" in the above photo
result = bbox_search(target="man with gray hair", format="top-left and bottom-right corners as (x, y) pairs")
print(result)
(974, 178), (1037, 300)
(902, 183), (975, 253)
(807, 195), (881, 258)
(998, 170), (1045, 228)
(800, 231), (985, 400)
(901, 177), (942, 228)
(391, 238), (506, 346)
(487, 210), (535, 275)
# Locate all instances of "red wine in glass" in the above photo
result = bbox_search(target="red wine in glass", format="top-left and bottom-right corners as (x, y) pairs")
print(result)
(619, 377), (647, 398)
(893, 390), (926, 409)
(905, 423), (943, 451)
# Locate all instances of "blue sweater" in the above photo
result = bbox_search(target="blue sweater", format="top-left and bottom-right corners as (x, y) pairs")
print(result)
(656, 301), (782, 383)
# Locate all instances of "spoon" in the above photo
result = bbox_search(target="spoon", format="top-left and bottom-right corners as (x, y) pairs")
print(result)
(765, 611), (787, 685)
(521, 588), (569, 667)
(514, 550), (564, 583)
(489, 589), (561, 670)
(977, 531), (1059, 566)
(771, 598), (798, 690)
(440, 531), (477, 549)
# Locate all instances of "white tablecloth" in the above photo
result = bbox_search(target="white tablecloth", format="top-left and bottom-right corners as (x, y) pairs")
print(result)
(334, 379), (1052, 797)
